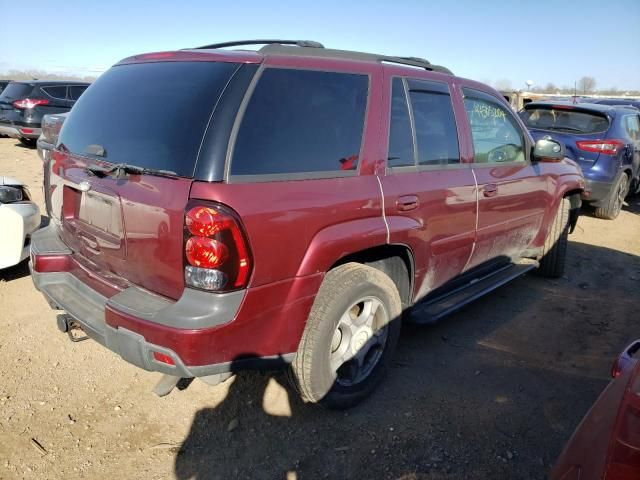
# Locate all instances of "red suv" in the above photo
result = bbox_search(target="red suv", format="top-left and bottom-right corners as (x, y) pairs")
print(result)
(30, 40), (585, 408)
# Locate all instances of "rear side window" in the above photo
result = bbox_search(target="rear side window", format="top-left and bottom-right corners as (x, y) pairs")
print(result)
(0, 83), (33, 100)
(68, 85), (88, 101)
(624, 115), (640, 141)
(387, 78), (415, 168)
(42, 86), (67, 100)
(520, 107), (610, 134)
(408, 80), (460, 166)
(230, 68), (368, 177)
(59, 61), (240, 178)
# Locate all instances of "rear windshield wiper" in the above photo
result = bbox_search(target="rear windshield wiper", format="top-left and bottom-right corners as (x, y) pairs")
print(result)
(545, 126), (584, 133)
(85, 163), (178, 179)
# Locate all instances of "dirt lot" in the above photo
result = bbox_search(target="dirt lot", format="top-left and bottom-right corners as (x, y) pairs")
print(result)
(0, 136), (638, 480)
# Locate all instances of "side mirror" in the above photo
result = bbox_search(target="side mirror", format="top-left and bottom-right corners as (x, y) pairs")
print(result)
(533, 137), (565, 162)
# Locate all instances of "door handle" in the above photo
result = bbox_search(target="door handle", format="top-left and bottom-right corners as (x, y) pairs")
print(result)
(396, 195), (419, 211)
(483, 184), (498, 198)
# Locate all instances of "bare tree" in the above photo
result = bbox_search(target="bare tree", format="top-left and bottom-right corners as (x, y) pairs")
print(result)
(577, 76), (597, 94)
(0, 69), (97, 83)
(494, 78), (512, 91)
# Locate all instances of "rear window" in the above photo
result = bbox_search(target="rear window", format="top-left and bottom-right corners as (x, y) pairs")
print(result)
(230, 68), (368, 178)
(59, 61), (240, 178)
(0, 83), (33, 100)
(520, 107), (610, 134)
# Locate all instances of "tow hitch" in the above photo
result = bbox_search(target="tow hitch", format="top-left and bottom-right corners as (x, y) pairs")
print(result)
(56, 314), (89, 342)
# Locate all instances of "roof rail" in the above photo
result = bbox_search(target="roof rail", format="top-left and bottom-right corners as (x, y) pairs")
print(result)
(258, 44), (453, 74)
(193, 39), (325, 50)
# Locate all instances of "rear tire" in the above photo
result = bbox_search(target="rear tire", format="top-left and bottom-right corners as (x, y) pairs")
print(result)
(289, 263), (402, 409)
(594, 172), (629, 220)
(537, 197), (570, 278)
(19, 137), (36, 148)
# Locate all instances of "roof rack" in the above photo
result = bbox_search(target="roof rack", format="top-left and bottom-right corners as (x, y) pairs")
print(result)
(258, 44), (453, 74)
(193, 39), (324, 50)
(189, 40), (452, 75)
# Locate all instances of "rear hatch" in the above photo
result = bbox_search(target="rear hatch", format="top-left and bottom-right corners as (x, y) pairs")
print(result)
(0, 82), (34, 123)
(49, 60), (241, 299)
(520, 104), (611, 169)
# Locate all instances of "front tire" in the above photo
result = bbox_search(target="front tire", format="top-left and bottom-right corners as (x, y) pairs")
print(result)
(290, 263), (402, 409)
(595, 172), (629, 220)
(537, 197), (570, 278)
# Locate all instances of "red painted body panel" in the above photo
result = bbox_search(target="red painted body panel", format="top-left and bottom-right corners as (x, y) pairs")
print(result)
(48, 150), (192, 299)
(551, 343), (640, 480)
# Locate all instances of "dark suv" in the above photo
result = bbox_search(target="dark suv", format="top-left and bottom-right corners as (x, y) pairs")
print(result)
(30, 40), (585, 408)
(0, 80), (89, 147)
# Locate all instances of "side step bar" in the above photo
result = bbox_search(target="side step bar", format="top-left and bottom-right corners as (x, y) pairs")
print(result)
(410, 260), (538, 324)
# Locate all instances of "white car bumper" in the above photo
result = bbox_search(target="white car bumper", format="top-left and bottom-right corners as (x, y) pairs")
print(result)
(0, 202), (41, 269)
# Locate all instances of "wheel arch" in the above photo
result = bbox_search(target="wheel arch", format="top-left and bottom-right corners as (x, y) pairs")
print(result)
(329, 244), (415, 309)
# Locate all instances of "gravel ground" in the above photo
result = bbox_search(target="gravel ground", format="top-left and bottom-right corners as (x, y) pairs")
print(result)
(0, 136), (639, 479)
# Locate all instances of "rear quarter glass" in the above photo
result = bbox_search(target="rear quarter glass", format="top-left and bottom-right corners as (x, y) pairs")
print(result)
(229, 68), (368, 177)
(58, 61), (241, 178)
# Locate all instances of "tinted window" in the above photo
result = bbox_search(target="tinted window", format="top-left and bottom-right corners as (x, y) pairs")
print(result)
(68, 85), (88, 101)
(464, 94), (525, 163)
(625, 115), (640, 141)
(42, 86), (67, 100)
(409, 85), (459, 166)
(59, 61), (239, 178)
(387, 78), (415, 168)
(231, 68), (368, 176)
(0, 83), (33, 100)
(520, 107), (610, 134)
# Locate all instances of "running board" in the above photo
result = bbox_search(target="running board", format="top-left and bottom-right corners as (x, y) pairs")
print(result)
(410, 260), (538, 324)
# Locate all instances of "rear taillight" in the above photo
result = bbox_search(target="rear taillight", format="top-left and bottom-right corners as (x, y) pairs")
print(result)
(612, 341), (640, 378)
(183, 203), (252, 292)
(12, 98), (49, 109)
(576, 139), (624, 156)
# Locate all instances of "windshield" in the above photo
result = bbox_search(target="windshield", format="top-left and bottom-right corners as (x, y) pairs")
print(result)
(58, 61), (240, 178)
(520, 107), (610, 134)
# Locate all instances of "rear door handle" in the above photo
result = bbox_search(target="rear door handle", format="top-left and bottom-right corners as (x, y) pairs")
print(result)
(483, 184), (498, 198)
(396, 195), (419, 211)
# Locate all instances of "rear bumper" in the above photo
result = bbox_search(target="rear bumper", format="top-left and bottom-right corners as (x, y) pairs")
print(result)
(582, 178), (612, 204)
(29, 225), (309, 376)
(0, 123), (41, 139)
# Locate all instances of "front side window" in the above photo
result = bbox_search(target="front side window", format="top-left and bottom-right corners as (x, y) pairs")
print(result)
(464, 92), (525, 164)
(68, 85), (88, 101)
(42, 86), (67, 100)
(230, 68), (368, 177)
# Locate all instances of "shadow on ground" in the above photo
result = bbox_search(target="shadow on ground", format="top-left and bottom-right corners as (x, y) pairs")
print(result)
(174, 241), (639, 480)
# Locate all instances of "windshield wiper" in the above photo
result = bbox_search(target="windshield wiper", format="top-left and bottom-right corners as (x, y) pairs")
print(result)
(546, 126), (583, 133)
(85, 163), (178, 179)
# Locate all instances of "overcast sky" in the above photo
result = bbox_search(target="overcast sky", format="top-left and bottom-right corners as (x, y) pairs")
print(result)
(1, 0), (639, 90)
